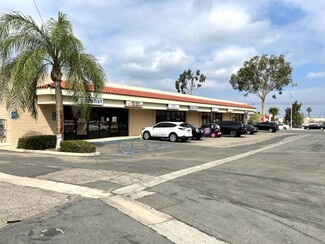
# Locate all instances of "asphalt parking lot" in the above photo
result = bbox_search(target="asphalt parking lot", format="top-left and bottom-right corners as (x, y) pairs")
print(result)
(0, 129), (324, 243)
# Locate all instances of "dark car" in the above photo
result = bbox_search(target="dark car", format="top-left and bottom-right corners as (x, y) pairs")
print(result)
(200, 123), (222, 138)
(303, 123), (324, 130)
(246, 124), (258, 135)
(255, 122), (278, 132)
(187, 124), (204, 140)
(216, 121), (247, 137)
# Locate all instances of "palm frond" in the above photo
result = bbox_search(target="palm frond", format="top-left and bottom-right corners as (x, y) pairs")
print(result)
(0, 11), (47, 59)
(1, 10), (107, 129)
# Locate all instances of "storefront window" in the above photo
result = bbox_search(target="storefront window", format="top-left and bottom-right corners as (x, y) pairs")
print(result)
(232, 114), (244, 121)
(63, 106), (128, 139)
(156, 111), (185, 123)
(201, 112), (222, 124)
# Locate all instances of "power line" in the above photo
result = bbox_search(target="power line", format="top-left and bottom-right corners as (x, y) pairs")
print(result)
(32, 0), (44, 25)
(247, 101), (325, 106)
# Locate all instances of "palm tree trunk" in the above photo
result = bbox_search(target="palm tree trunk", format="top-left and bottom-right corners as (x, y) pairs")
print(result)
(55, 80), (64, 150)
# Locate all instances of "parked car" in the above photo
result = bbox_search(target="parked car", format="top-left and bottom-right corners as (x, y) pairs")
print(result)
(200, 123), (222, 138)
(141, 121), (192, 142)
(216, 121), (247, 137)
(278, 123), (290, 130)
(303, 123), (324, 130)
(246, 124), (258, 135)
(255, 122), (278, 132)
(187, 124), (204, 140)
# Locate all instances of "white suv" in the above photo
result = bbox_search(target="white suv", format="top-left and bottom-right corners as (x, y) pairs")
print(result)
(141, 121), (192, 142)
(278, 123), (290, 130)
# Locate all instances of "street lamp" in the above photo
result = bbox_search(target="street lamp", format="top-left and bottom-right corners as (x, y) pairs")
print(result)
(289, 92), (293, 129)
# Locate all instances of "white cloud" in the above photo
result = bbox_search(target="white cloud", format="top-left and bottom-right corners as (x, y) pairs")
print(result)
(96, 54), (109, 65)
(306, 71), (325, 79)
(202, 46), (258, 80)
(2, 0), (325, 115)
(121, 45), (194, 79)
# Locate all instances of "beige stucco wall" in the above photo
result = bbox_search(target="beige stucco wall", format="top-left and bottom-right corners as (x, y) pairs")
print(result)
(1, 104), (56, 144)
(129, 109), (155, 136)
(223, 113), (232, 120)
(0, 102), (9, 122)
(186, 111), (200, 126)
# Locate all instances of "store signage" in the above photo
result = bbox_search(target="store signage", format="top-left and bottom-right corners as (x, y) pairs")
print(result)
(189, 105), (199, 111)
(125, 100), (143, 108)
(168, 104), (180, 110)
(88, 98), (104, 105)
(211, 107), (219, 112)
(78, 98), (104, 105)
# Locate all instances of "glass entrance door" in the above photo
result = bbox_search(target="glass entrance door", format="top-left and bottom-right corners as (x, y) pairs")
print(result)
(64, 106), (128, 140)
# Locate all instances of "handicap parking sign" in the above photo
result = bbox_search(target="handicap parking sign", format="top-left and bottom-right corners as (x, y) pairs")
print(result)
(11, 111), (17, 120)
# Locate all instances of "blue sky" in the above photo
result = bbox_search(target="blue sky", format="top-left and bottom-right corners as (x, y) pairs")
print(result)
(1, 0), (325, 118)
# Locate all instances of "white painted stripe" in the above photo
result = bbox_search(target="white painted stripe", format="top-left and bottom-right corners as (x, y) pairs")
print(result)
(113, 134), (308, 195)
(151, 220), (226, 244)
(104, 195), (225, 243)
(0, 173), (112, 199)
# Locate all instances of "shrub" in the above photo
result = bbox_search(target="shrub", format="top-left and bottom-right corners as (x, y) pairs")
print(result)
(60, 140), (96, 153)
(17, 135), (56, 150)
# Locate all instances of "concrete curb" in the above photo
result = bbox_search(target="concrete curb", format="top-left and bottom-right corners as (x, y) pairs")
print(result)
(15, 148), (100, 157)
(0, 147), (100, 157)
(0, 136), (141, 156)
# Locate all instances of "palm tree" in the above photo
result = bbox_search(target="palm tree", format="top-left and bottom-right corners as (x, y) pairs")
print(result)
(306, 107), (312, 117)
(0, 11), (106, 149)
(268, 107), (280, 122)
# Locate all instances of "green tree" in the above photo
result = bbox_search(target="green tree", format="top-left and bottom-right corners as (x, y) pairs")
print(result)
(248, 112), (261, 123)
(268, 107), (280, 122)
(175, 69), (206, 95)
(0, 11), (106, 149)
(230, 54), (295, 121)
(284, 101), (304, 127)
(306, 107), (312, 117)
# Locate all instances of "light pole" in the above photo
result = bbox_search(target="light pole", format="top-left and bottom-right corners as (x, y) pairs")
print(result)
(289, 92), (293, 129)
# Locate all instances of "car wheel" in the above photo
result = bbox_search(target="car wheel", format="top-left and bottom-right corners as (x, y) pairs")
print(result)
(169, 133), (178, 142)
(230, 130), (237, 137)
(268, 128), (273, 133)
(283, 127), (287, 130)
(142, 131), (151, 140)
(247, 131), (251, 135)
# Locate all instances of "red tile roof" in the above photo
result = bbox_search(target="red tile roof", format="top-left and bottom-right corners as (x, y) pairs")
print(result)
(38, 82), (254, 109)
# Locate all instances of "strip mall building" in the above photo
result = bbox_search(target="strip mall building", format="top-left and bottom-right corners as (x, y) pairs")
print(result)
(0, 82), (255, 144)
